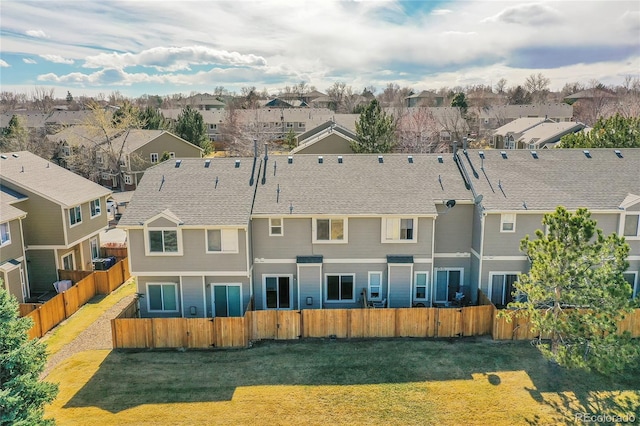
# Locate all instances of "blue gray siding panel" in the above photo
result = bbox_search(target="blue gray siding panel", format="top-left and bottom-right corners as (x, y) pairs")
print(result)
(388, 264), (412, 308)
(298, 264), (322, 309)
(181, 276), (205, 318)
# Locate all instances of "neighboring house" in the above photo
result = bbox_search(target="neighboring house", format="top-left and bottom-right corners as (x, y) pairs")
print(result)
(290, 121), (357, 154)
(492, 118), (585, 149)
(260, 98), (308, 108)
(479, 104), (574, 133)
(120, 149), (640, 318)
(0, 188), (29, 302)
(49, 127), (203, 190)
(118, 158), (257, 318)
(185, 94), (226, 111)
(0, 151), (111, 297)
(405, 91), (446, 107)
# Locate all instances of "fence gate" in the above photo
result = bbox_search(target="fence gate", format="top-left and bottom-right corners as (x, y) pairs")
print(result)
(276, 310), (301, 340)
(436, 308), (463, 337)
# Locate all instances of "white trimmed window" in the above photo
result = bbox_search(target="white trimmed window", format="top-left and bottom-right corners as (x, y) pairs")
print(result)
(489, 272), (520, 305)
(368, 272), (382, 301)
(314, 218), (347, 243)
(124, 174), (133, 185)
(326, 274), (355, 302)
(623, 272), (638, 299)
(147, 283), (178, 312)
(286, 122), (293, 128)
(90, 237), (99, 260)
(269, 218), (283, 236)
(382, 217), (416, 242)
(101, 172), (111, 180)
(90, 199), (101, 218)
(62, 145), (70, 156)
(62, 252), (74, 270)
(96, 151), (104, 164)
(69, 206), (82, 226)
(148, 229), (179, 253)
(150, 153), (159, 163)
(206, 229), (239, 253)
(500, 214), (516, 232)
(623, 213), (640, 238)
(0, 222), (10, 246)
(414, 272), (429, 302)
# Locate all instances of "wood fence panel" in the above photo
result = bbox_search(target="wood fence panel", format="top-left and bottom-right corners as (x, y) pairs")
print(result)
(102, 247), (128, 260)
(303, 309), (349, 338)
(477, 290), (493, 307)
(19, 303), (39, 317)
(617, 309), (640, 338)
(76, 275), (97, 306)
(187, 318), (215, 348)
(63, 285), (81, 318)
(462, 305), (494, 337)
(121, 258), (131, 282)
(57, 269), (92, 283)
(25, 310), (42, 339)
(358, 309), (396, 338)
(492, 311), (515, 340)
(38, 294), (66, 335)
(152, 318), (188, 348)
(94, 271), (109, 294)
(116, 299), (139, 319)
(112, 318), (152, 348)
(214, 317), (247, 348)
(437, 308), (463, 338)
(395, 308), (430, 337)
(250, 310), (277, 340)
(277, 311), (301, 340)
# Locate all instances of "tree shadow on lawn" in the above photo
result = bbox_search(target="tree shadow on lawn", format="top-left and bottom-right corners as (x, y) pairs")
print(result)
(63, 338), (640, 416)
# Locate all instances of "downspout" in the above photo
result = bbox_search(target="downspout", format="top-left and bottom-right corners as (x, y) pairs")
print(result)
(430, 217), (436, 308)
(19, 216), (30, 299)
(247, 140), (263, 310)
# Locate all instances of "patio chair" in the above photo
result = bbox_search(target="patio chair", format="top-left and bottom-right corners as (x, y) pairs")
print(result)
(372, 298), (387, 308)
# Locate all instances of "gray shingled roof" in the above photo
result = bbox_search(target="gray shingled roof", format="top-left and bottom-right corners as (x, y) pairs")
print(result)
(118, 158), (258, 227)
(462, 149), (640, 211)
(0, 186), (27, 223)
(252, 154), (472, 216)
(0, 151), (111, 208)
(492, 117), (548, 136)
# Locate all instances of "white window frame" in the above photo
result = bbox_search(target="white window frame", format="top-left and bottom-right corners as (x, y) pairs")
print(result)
(623, 272), (638, 299)
(69, 205), (82, 227)
(269, 218), (283, 236)
(413, 271), (430, 302)
(145, 228), (182, 256)
(622, 213), (640, 240)
(124, 174), (133, 185)
(205, 228), (239, 254)
(381, 217), (417, 243)
(101, 172), (111, 180)
(434, 268), (464, 303)
(500, 213), (516, 233)
(146, 282), (179, 313)
(313, 217), (348, 244)
(298, 122), (305, 128)
(324, 273), (356, 303)
(368, 271), (383, 301)
(90, 198), (101, 218)
(150, 152), (159, 163)
(62, 144), (70, 156)
(90, 237), (99, 260)
(211, 283), (243, 317)
(96, 151), (104, 165)
(286, 122), (293, 128)
(488, 272), (521, 305)
(262, 274), (294, 310)
(62, 252), (75, 270)
(0, 222), (10, 246)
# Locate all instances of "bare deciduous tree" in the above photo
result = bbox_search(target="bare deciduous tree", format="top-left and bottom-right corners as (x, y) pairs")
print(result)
(524, 73), (551, 103)
(395, 108), (447, 153)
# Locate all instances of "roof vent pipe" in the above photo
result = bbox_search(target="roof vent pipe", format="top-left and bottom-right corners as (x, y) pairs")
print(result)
(452, 141), (458, 156)
(462, 137), (467, 152)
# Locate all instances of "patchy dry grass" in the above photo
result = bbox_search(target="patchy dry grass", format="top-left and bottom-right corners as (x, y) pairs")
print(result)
(41, 279), (136, 356)
(45, 338), (640, 425)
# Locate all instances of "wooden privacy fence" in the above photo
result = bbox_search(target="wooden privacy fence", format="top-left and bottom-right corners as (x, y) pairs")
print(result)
(19, 258), (130, 340)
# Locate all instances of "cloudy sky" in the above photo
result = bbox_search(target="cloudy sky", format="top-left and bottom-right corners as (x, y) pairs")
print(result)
(1, 1), (639, 98)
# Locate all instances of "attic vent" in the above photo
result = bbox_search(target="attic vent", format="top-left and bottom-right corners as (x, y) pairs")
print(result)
(437, 156), (443, 163)
(204, 159), (211, 168)
(500, 151), (508, 159)
(318, 156), (323, 164)
(338, 156), (343, 164)
(583, 150), (592, 159)
(614, 150), (623, 158)
(407, 155), (413, 163)
(175, 159), (182, 168)
(287, 156), (293, 164)
(478, 151), (485, 159)
(235, 159), (240, 168)
(378, 156), (383, 163)
(12, 154), (19, 158)
(531, 151), (538, 159)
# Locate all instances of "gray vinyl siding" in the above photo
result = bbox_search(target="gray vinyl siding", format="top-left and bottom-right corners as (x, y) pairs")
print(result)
(482, 213), (544, 256)
(479, 259), (530, 297)
(137, 276), (182, 318)
(388, 264), (412, 308)
(252, 263), (297, 310)
(204, 276), (251, 316)
(471, 204), (483, 252)
(4, 267), (24, 302)
(590, 213), (618, 235)
(12, 196), (64, 245)
(469, 254), (480, 303)
(148, 217), (177, 228)
(0, 219), (24, 262)
(133, 133), (203, 163)
(294, 134), (354, 155)
(128, 228), (248, 273)
(298, 264), (322, 309)
(434, 204), (473, 253)
(434, 257), (471, 296)
(181, 276), (205, 318)
(66, 196), (108, 245)
(25, 249), (57, 293)
(252, 217), (433, 260)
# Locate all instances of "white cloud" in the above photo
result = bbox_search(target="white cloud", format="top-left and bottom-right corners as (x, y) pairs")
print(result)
(485, 3), (562, 26)
(431, 9), (452, 16)
(39, 54), (74, 64)
(23, 58), (37, 64)
(83, 46), (267, 71)
(26, 29), (49, 38)
(0, 59), (10, 67)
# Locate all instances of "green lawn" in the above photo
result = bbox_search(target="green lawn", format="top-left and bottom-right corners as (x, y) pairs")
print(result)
(45, 338), (640, 425)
